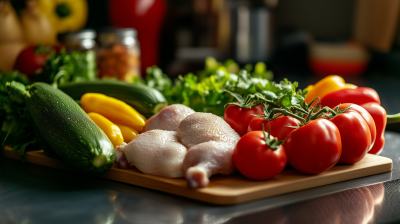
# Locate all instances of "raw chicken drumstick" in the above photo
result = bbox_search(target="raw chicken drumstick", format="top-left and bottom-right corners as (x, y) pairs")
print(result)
(177, 113), (241, 188)
(116, 130), (187, 178)
(115, 104), (194, 173)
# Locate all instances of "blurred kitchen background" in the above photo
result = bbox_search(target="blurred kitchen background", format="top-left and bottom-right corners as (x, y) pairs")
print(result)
(2, 0), (400, 131)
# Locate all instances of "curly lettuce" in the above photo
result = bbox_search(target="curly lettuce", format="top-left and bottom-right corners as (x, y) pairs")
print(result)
(139, 57), (306, 117)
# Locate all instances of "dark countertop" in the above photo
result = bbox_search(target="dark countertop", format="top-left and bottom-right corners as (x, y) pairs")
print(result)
(0, 130), (399, 224)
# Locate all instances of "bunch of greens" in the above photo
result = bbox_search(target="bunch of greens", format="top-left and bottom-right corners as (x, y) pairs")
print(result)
(36, 49), (97, 86)
(138, 57), (306, 117)
(0, 71), (38, 158)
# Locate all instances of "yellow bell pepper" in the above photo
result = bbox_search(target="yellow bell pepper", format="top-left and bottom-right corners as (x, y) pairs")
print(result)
(116, 124), (139, 143)
(88, 112), (124, 148)
(305, 75), (358, 104)
(81, 93), (146, 133)
(36, 0), (88, 34)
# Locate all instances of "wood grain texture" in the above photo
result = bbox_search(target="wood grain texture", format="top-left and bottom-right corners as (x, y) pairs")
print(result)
(3, 147), (393, 205)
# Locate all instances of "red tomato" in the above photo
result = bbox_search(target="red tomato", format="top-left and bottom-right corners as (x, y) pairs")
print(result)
(233, 131), (287, 180)
(224, 104), (263, 136)
(329, 109), (371, 164)
(13, 45), (62, 78)
(338, 103), (376, 151)
(284, 119), (342, 174)
(247, 114), (300, 141)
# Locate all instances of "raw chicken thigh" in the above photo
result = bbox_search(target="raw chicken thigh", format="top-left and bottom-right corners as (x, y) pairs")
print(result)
(144, 104), (195, 132)
(177, 113), (241, 188)
(117, 130), (187, 178)
(116, 106), (241, 188)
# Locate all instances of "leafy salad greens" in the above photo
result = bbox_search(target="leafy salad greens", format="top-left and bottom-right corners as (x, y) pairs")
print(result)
(137, 57), (307, 117)
(0, 71), (39, 158)
(36, 49), (97, 86)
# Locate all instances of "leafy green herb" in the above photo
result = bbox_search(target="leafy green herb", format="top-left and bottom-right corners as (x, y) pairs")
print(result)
(138, 58), (306, 117)
(0, 71), (39, 158)
(36, 49), (97, 86)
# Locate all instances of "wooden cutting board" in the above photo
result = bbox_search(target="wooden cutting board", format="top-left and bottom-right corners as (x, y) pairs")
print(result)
(3, 147), (392, 205)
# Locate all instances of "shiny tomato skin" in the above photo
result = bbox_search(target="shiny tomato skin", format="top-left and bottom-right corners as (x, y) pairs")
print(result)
(233, 131), (287, 180)
(338, 103), (376, 151)
(247, 114), (300, 141)
(224, 104), (263, 136)
(330, 110), (371, 164)
(284, 119), (342, 174)
(13, 45), (50, 76)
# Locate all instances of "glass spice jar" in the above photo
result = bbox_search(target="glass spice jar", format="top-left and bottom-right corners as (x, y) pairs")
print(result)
(57, 29), (97, 53)
(96, 28), (141, 82)
(57, 29), (97, 80)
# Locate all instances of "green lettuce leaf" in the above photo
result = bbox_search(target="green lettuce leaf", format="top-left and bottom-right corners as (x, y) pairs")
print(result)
(138, 58), (306, 117)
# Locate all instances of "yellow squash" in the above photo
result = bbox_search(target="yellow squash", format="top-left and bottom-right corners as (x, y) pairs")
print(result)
(116, 124), (139, 143)
(81, 93), (146, 132)
(87, 112), (124, 148)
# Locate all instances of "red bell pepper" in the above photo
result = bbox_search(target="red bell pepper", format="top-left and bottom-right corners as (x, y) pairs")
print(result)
(320, 87), (400, 155)
(360, 102), (387, 155)
(109, 0), (166, 76)
(320, 87), (380, 108)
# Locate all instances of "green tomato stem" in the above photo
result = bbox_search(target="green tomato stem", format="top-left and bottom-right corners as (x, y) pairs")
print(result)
(268, 108), (306, 124)
(261, 124), (284, 150)
(310, 106), (336, 120)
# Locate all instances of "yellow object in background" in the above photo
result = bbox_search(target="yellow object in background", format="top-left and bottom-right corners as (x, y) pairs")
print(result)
(20, 0), (57, 45)
(81, 93), (146, 133)
(87, 112), (124, 148)
(36, 0), (88, 34)
(305, 75), (358, 104)
(116, 124), (139, 143)
(0, 1), (27, 72)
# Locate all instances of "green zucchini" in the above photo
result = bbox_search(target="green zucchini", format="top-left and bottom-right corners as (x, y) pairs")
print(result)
(30, 119), (60, 159)
(58, 80), (168, 118)
(7, 81), (115, 174)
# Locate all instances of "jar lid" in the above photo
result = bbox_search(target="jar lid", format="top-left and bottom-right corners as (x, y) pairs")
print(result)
(98, 28), (138, 46)
(99, 28), (137, 37)
(58, 29), (97, 42)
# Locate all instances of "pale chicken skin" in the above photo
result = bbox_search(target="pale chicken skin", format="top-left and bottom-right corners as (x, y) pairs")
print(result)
(144, 104), (195, 132)
(116, 108), (240, 188)
(117, 130), (187, 178)
(178, 113), (241, 188)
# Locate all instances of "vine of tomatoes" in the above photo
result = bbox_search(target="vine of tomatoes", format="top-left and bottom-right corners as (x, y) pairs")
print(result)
(225, 94), (376, 180)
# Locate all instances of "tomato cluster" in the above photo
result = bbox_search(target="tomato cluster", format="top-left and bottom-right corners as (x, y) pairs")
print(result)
(225, 98), (376, 180)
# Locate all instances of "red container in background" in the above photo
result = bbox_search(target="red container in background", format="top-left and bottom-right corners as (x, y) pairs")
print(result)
(109, 0), (166, 77)
(308, 41), (370, 77)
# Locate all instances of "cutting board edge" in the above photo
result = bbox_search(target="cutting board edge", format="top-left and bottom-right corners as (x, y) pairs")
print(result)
(2, 147), (394, 205)
(226, 158), (393, 205)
